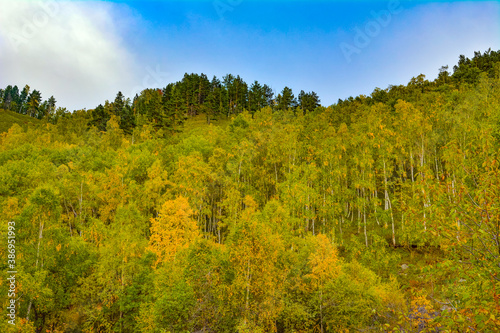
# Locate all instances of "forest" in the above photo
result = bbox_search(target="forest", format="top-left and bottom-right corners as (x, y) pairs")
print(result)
(1, 49), (500, 332)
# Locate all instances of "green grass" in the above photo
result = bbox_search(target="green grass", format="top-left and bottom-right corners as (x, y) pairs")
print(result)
(182, 113), (231, 133)
(0, 109), (40, 133)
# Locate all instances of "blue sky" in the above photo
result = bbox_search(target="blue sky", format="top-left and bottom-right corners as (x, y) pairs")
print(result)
(0, 0), (499, 110)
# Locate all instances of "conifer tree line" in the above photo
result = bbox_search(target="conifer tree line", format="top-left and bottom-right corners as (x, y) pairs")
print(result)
(1, 73), (321, 133)
(0, 84), (57, 120)
(3, 48), (500, 133)
(1, 49), (500, 332)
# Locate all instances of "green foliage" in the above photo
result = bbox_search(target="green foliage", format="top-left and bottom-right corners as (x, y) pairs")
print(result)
(0, 109), (40, 133)
(2, 50), (500, 332)
(276, 86), (297, 111)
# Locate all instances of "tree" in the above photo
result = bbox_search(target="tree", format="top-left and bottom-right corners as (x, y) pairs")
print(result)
(134, 88), (165, 129)
(78, 204), (148, 332)
(139, 159), (172, 217)
(437, 65), (450, 84)
(226, 196), (285, 331)
(307, 234), (341, 332)
(16, 186), (67, 331)
(46, 95), (57, 120)
(249, 81), (267, 116)
(163, 84), (187, 130)
(263, 84), (274, 107)
(298, 90), (321, 114)
(205, 76), (228, 122)
(113, 91), (125, 116)
(277, 86), (297, 111)
(19, 85), (30, 114)
(90, 104), (110, 132)
(1, 85), (18, 110)
(223, 74), (248, 115)
(27, 89), (42, 118)
(148, 196), (200, 266)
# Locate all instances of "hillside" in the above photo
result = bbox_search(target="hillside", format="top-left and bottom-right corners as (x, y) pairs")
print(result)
(0, 108), (40, 133)
(1, 50), (500, 332)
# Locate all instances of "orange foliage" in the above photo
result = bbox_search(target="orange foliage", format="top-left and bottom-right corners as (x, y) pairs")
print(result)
(148, 196), (200, 265)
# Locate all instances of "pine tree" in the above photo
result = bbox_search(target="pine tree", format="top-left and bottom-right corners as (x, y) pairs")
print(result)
(90, 104), (110, 131)
(27, 89), (42, 118)
(134, 88), (165, 129)
(19, 85), (30, 114)
(263, 84), (274, 106)
(276, 86), (296, 111)
(164, 85), (187, 131)
(113, 91), (125, 116)
(298, 90), (321, 114)
(249, 81), (266, 116)
(47, 96), (57, 116)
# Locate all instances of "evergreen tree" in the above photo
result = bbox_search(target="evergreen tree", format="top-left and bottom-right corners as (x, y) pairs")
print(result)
(2, 85), (12, 109)
(10, 85), (20, 111)
(198, 73), (210, 106)
(163, 84), (187, 131)
(298, 90), (321, 114)
(27, 89), (42, 118)
(112, 92), (135, 133)
(90, 104), (110, 131)
(19, 85), (30, 114)
(276, 86), (296, 111)
(113, 91), (125, 116)
(223, 74), (236, 116)
(233, 75), (248, 113)
(263, 84), (274, 106)
(121, 99), (136, 134)
(205, 77), (220, 124)
(47, 96), (57, 113)
(134, 89), (165, 129)
(249, 81), (265, 115)
(206, 76), (228, 122)
(179, 73), (210, 117)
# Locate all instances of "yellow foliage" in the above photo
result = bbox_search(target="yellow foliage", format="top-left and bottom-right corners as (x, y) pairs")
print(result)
(3, 197), (20, 220)
(243, 195), (258, 213)
(308, 234), (340, 283)
(148, 196), (200, 265)
(409, 294), (434, 330)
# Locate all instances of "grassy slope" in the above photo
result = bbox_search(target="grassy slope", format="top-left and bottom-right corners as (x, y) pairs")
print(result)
(182, 113), (231, 132)
(0, 110), (227, 135)
(0, 108), (40, 133)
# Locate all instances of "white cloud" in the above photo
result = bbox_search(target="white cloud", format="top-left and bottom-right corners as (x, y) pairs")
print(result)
(328, 1), (500, 103)
(0, 0), (139, 111)
(383, 1), (500, 81)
